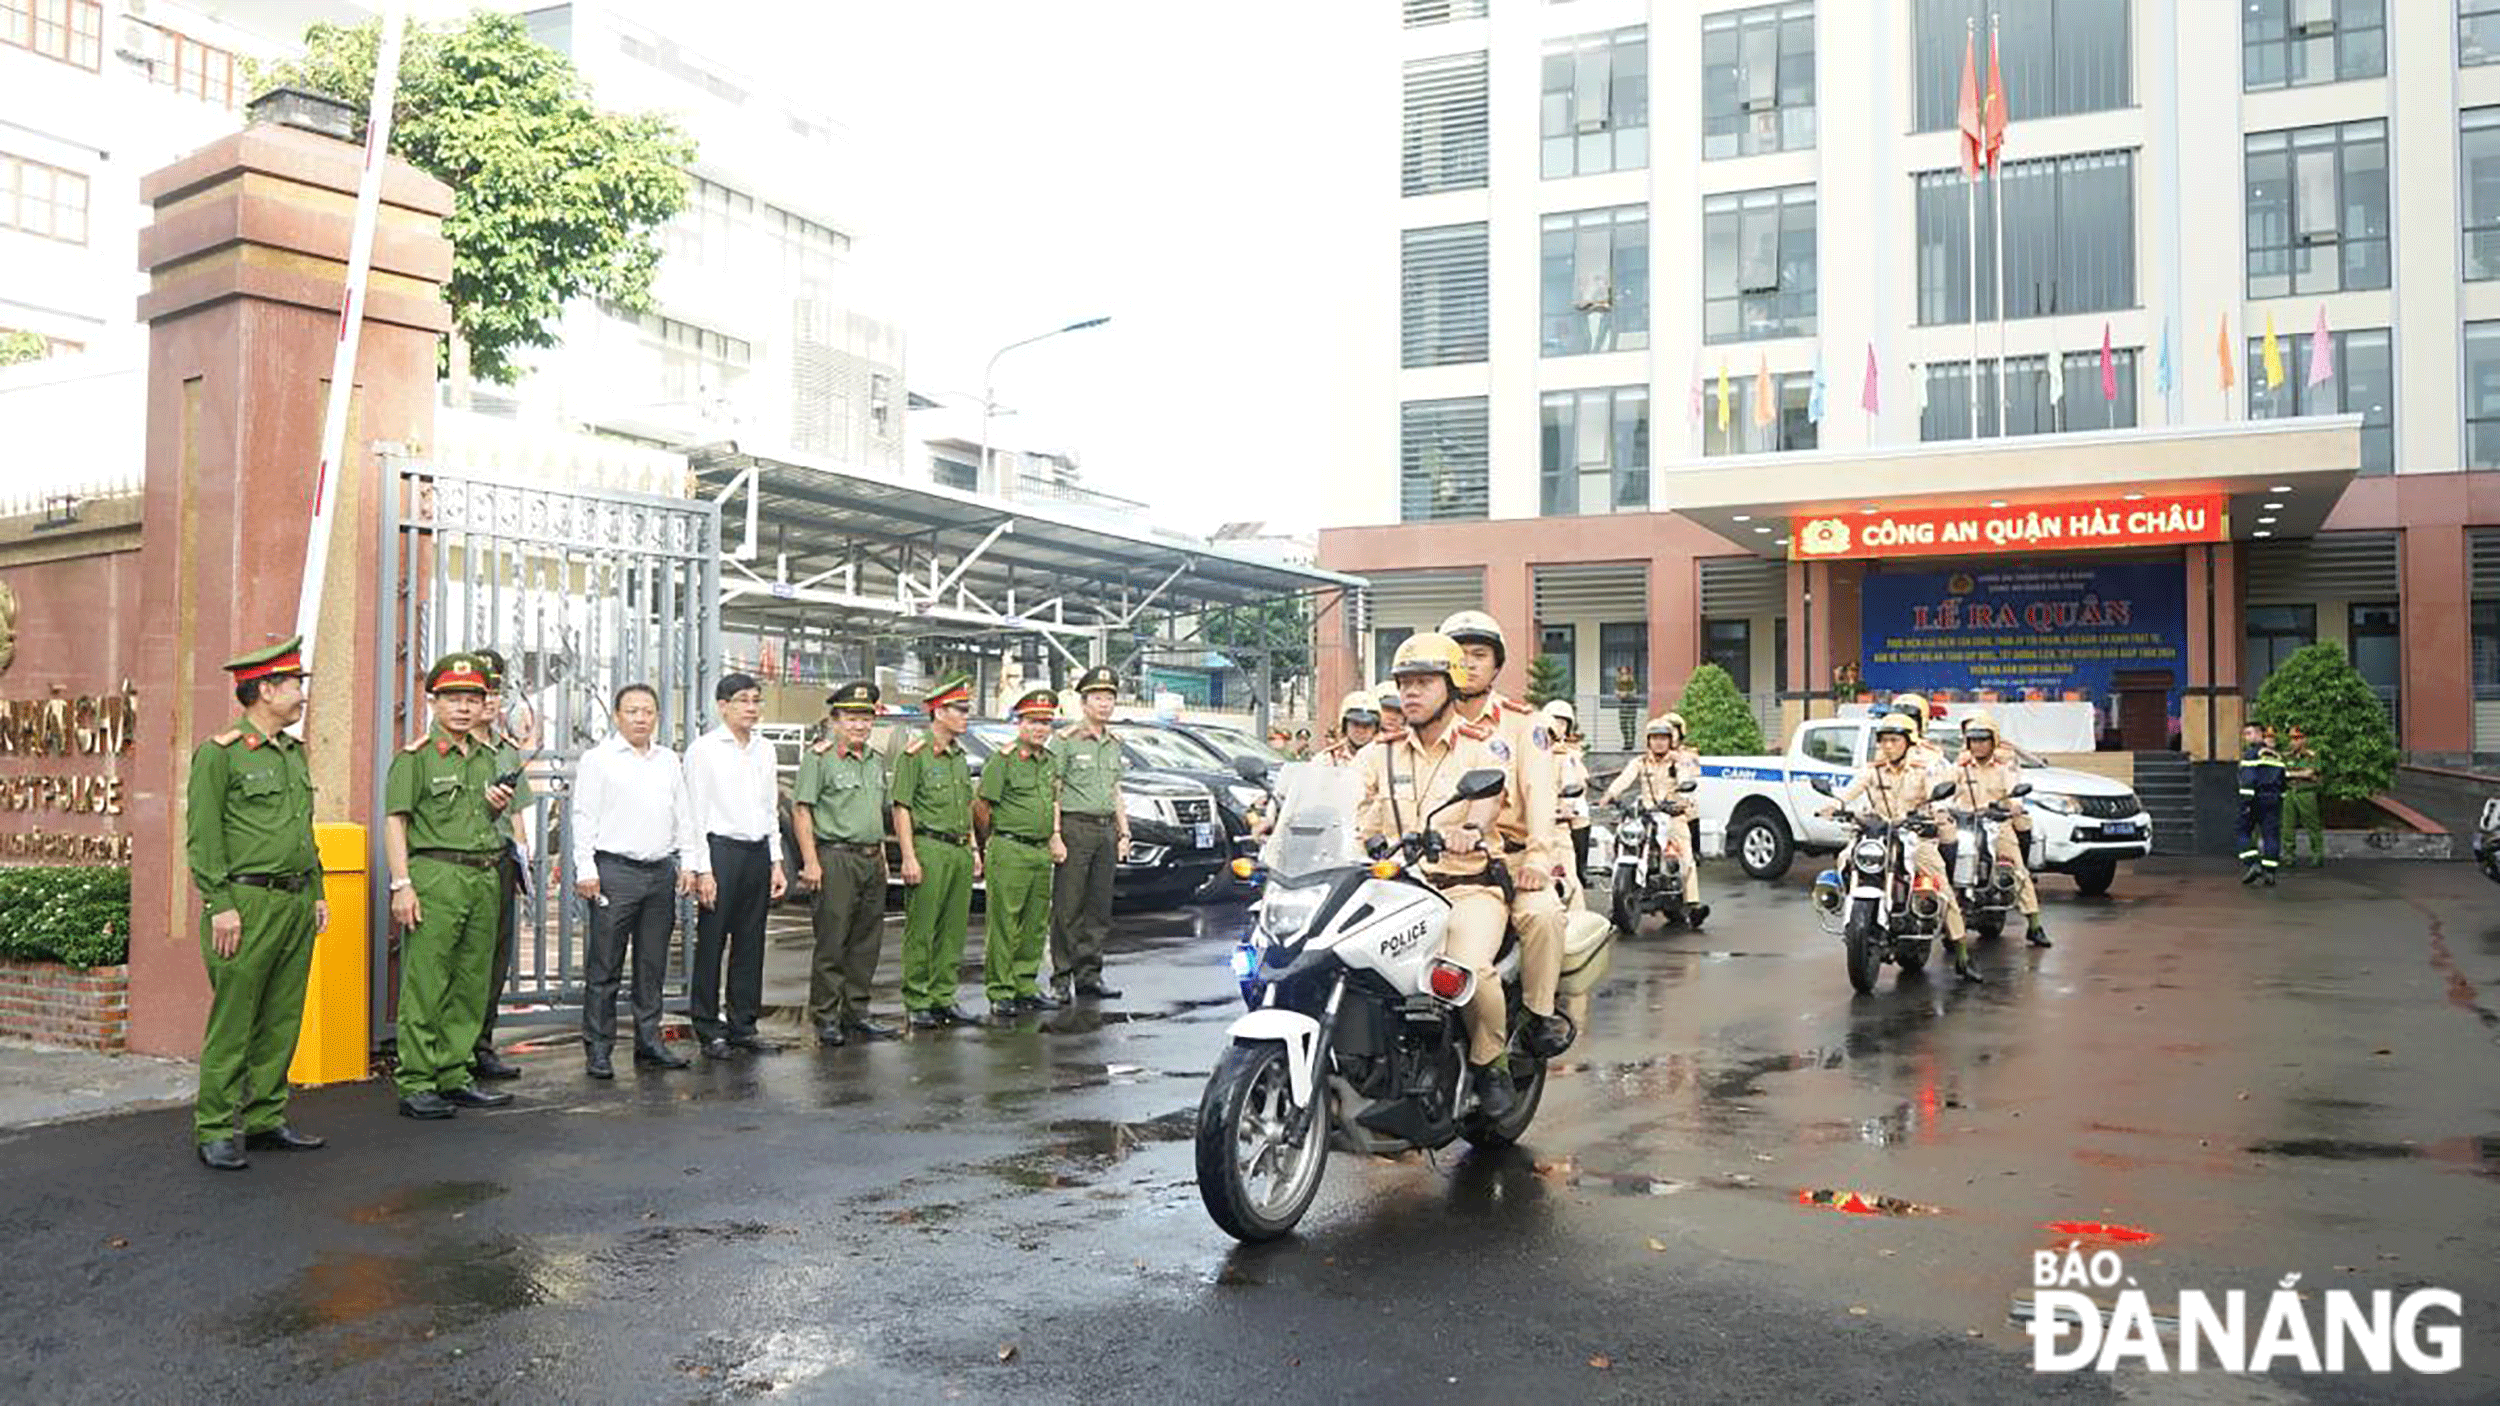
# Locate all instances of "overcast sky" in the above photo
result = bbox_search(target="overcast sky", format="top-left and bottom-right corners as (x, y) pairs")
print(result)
(767, 1), (1376, 536)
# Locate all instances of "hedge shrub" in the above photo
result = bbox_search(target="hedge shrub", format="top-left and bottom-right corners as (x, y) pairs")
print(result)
(0, 866), (131, 968)
(2249, 641), (2397, 804)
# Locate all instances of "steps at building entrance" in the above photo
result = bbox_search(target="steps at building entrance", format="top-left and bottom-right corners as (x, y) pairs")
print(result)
(2132, 750), (2197, 855)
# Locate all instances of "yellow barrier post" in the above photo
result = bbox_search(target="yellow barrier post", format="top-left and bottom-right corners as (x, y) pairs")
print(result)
(288, 822), (371, 1085)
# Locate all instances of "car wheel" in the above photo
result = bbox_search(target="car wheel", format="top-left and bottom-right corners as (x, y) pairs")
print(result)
(1732, 811), (1794, 881)
(2070, 857), (2116, 898)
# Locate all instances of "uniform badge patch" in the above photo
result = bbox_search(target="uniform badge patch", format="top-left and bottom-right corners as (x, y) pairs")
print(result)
(1487, 737), (1512, 762)
(1529, 725), (1550, 749)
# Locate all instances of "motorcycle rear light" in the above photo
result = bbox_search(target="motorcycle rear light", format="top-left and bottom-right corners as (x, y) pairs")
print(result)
(1912, 873), (1942, 894)
(1426, 960), (1470, 1002)
(1369, 860), (1400, 879)
(1230, 858), (1256, 879)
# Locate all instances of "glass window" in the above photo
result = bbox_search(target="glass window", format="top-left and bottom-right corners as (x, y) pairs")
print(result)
(2348, 602), (2399, 727)
(2467, 322), (2500, 469)
(0, 0), (99, 69)
(1402, 223), (1490, 367)
(2245, 121), (2389, 298)
(1701, 369), (1818, 454)
(1542, 27), (1648, 178)
(1538, 625), (1579, 699)
(1800, 724), (1857, 767)
(2465, 0), (2500, 66)
(1913, 0), (2129, 131)
(1404, 0), (1487, 25)
(1540, 387), (1650, 517)
(2465, 109), (2500, 281)
(1404, 52), (1489, 196)
(2244, 0), (2384, 89)
(2472, 601), (2500, 698)
(1540, 205), (1650, 356)
(1374, 628), (1415, 681)
(1703, 186), (1817, 343)
(2245, 328), (2394, 475)
(2243, 604), (2316, 694)
(0, 153), (88, 244)
(1701, 3), (1816, 161)
(1401, 398), (1490, 522)
(1600, 623), (1648, 700)
(1915, 150), (2135, 323)
(1706, 619), (1753, 694)
(1920, 348), (2137, 441)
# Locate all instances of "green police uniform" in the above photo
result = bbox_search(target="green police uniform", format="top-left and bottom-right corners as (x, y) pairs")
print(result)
(386, 656), (532, 1100)
(980, 693), (1063, 1006)
(797, 681), (891, 1032)
(2284, 740), (2326, 866)
(186, 638), (321, 1157)
(1047, 683), (1125, 991)
(893, 697), (977, 1016)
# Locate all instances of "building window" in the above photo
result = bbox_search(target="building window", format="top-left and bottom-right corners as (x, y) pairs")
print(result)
(608, 304), (751, 410)
(2348, 602), (2399, 726)
(1703, 185), (1816, 343)
(1402, 223), (1489, 367)
(2244, 0), (2384, 89)
(1600, 623), (1649, 708)
(1701, 3), (1816, 161)
(1403, 52), (1489, 196)
(1701, 369), (1817, 455)
(1540, 387), (1650, 517)
(1374, 628), (1416, 682)
(149, 25), (238, 107)
(2466, 0), (2500, 66)
(1401, 397), (1489, 523)
(1542, 26), (1648, 178)
(932, 457), (978, 491)
(2246, 121), (2389, 298)
(1540, 205), (1649, 357)
(1915, 151), (2134, 323)
(1706, 619), (1753, 694)
(868, 374), (893, 438)
(0, 153), (88, 244)
(0, 0), (101, 70)
(2245, 328), (2393, 475)
(1538, 624), (1578, 699)
(1913, 0), (2129, 131)
(2464, 109), (2500, 280)
(1404, 0), (1487, 25)
(2472, 601), (2500, 700)
(2465, 322), (2500, 468)
(2243, 605), (2316, 694)
(1919, 348), (2138, 441)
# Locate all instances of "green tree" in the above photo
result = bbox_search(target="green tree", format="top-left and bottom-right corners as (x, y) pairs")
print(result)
(1204, 597), (1312, 710)
(2250, 640), (2397, 803)
(1525, 653), (1569, 707)
(258, 13), (694, 384)
(0, 330), (51, 367)
(1676, 662), (1764, 756)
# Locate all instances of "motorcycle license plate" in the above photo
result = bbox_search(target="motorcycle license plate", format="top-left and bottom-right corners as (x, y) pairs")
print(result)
(2481, 798), (2500, 833)
(1194, 822), (1216, 850)
(2101, 821), (2137, 837)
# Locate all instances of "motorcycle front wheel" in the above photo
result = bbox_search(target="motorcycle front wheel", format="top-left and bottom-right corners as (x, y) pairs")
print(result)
(1971, 910), (2006, 941)
(1461, 1054), (1548, 1150)
(1196, 1040), (1331, 1243)
(1843, 900), (1882, 994)
(1609, 871), (1637, 935)
(1893, 937), (1931, 975)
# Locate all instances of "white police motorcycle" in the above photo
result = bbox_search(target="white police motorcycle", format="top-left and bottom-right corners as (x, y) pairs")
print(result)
(1809, 775), (1961, 993)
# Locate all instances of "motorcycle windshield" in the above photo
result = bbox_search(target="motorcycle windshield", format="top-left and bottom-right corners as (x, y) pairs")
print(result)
(1259, 762), (1369, 881)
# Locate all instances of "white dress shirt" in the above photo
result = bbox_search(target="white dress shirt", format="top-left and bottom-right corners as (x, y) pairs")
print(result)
(569, 733), (706, 876)
(685, 723), (783, 863)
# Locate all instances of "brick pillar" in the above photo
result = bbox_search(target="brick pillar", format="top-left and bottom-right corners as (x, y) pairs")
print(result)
(2402, 523), (2470, 753)
(1487, 557), (1532, 699)
(2182, 542), (2245, 760)
(125, 119), (452, 1058)
(1647, 550), (1697, 713)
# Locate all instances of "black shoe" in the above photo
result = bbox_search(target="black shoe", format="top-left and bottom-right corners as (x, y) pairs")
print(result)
(726, 1034), (784, 1055)
(1952, 943), (1985, 984)
(244, 1125), (325, 1151)
(2241, 863), (2262, 885)
(1522, 1011), (1577, 1059)
(635, 1045), (689, 1069)
(815, 1023), (848, 1047)
(585, 1049), (615, 1080)
(196, 1138), (249, 1170)
(702, 1037), (736, 1059)
(2262, 870), (2278, 888)
(842, 1016), (901, 1041)
(470, 1051), (524, 1081)
(1073, 981), (1122, 999)
(2025, 924), (2053, 949)
(908, 1009), (944, 1031)
(441, 1085), (514, 1109)
(1685, 902), (1711, 929)
(1020, 989), (1065, 1012)
(397, 1092), (456, 1120)
(930, 1003), (978, 1026)
(987, 1004), (1024, 1026)
(1470, 1063), (1517, 1123)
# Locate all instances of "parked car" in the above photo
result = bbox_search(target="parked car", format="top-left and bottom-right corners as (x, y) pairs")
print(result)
(1110, 722), (1276, 873)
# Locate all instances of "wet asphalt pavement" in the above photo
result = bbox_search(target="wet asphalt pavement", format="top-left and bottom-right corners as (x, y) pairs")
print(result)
(2, 859), (2496, 1403)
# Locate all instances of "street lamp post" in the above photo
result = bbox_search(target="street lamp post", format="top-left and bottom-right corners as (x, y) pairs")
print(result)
(978, 316), (1110, 496)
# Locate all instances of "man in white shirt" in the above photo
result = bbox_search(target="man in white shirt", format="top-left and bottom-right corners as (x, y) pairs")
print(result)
(684, 672), (788, 1058)
(569, 682), (703, 1079)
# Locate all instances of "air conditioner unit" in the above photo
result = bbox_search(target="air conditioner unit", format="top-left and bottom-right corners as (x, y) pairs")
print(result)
(114, 18), (162, 66)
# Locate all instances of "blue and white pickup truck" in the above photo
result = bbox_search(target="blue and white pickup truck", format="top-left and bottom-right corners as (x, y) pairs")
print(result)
(1693, 716), (2153, 896)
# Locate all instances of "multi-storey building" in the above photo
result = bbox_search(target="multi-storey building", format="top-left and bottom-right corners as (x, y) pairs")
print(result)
(1323, 0), (2500, 761)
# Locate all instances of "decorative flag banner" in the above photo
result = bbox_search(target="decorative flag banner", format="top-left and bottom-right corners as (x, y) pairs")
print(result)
(1716, 361), (1732, 433)
(2100, 322), (2117, 402)
(2307, 304), (2334, 389)
(1809, 349), (1828, 424)
(1688, 354), (1704, 427)
(1983, 22), (2007, 169)
(2047, 340), (2066, 407)
(1861, 342), (1881, 415)
(1956, 30), (1983, 178)
(1753, 355), (1775, 429)
(2155, 317), (2173, 396)
(1914, 362), (1931, 417)
(2262, 311), (2285, 389)
(1791, 492), (2228, 562)
(2217, 313), (2236, 392)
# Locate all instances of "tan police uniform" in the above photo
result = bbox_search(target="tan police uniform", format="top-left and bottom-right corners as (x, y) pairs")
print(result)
(1453, 692), (1565, 1020)
(1600, 748), (1704, 906)
(1951, 748), (2040, 918)
(1832, 751), (1966, 943)
(1355, 716), (1514, 1066)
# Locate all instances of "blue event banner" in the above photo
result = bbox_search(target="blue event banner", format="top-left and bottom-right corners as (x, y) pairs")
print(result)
(1859, 561), (2187, 706)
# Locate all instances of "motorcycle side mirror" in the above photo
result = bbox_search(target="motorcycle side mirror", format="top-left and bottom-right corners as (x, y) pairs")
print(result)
(1929, 780), (1959, 801)
(2010, 783), (2033, 798)
(1234, 755), (1272, 784)
(1454, 768), (1507, 802)
(1807, 775), (1835, 796)
(1677, 779), (1699, 793)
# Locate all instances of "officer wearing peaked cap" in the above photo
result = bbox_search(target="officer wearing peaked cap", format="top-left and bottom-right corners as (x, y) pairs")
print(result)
(980, 687), (1066, 1020)
(466, 647), (529, 1083)
(794, 680), (898, 1045)
(895, 673), (982, 1027)
(186, 636), (326, 1170)
(1049, 665), (1129, 1000)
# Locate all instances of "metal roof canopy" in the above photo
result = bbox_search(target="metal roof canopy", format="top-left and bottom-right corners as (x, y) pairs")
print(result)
(694, 442), (1365, 670)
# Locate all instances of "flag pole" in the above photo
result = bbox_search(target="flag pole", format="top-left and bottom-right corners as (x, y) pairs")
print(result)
(1991, 12), (2008, 438)
(1966, 18), (1978, 439)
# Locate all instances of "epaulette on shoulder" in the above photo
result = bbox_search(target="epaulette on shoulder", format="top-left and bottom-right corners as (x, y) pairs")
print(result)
(1056, 723), (1083, 740)
(400, 735), (430, 754)
(810, 738), (835, 755)
(1456, 718), (1494, 741)
(210, 730), (244, 747)
(1497, 695), (1534, 715)
(903, 734), (926, 756)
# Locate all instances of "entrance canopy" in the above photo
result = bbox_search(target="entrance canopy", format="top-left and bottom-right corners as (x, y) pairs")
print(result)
(1663, 416), (2364, 560)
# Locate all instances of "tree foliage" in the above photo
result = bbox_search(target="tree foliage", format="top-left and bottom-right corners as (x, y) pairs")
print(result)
(2249, 641), (2397, 803)
(0, 331), (51, 367)
(1676, 663), (1764, 757)
(258, 13), (694, 384)
(1203, 598), (1312, 706)
(1525, 653), (1569, 708)
(0, 865), (130, 968)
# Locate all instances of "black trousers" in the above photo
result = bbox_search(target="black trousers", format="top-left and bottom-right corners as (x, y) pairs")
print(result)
(582, 854), (679, 1052)
(473, 848), (522, 1058)
(691, 835), (771, 1041)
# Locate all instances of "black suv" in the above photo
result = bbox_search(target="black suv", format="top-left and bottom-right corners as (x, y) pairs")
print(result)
(1109, 722), (1277, 871)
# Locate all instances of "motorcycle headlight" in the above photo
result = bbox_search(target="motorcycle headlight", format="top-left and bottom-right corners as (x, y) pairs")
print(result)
(2026, 792), (2078, 815)
(1259, 883), (1328, 939)
(1226, 784), (1268, 811)
(1852, 838), (1886, 872)
(1229, 943), (1259, 980)
(1619, 819), (1645, 842)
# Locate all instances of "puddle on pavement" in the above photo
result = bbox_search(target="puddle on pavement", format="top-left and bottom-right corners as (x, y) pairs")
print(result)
(976, 1109), (1196, 1190)
(232, 1234), (560, 1363)
(676, 1327), (855, 1395)
(344, 1180), (506, 1225)
(2247, 1134), (2500, 1172)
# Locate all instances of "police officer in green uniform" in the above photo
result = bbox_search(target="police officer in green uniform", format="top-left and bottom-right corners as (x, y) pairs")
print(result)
(467, 647), (527, 1082)
(978, 688), (1067, 1023)
(384, 653), (527, 1118)
(793, 680), (899, 1046)
(2282, 723), (2327, 868)
(893, 674), (981, 1029)
(1048, 665), (1129, 999)
(186, 636), (327, 1170)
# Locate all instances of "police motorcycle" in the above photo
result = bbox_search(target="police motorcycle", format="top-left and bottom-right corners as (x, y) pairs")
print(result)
(1198, 762), (1613, 1242)
(2476, 798), (2500, 886)
(1948, 782), (2032, 940)
(1808, 774), (1963, 993)
(1606, 781), (1707, 934)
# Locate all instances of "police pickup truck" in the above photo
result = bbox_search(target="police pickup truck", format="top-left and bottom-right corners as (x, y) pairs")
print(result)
(1695, 715), (2152, 896)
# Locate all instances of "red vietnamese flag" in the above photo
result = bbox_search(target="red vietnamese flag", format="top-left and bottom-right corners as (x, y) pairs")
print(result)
(1956, 32), (1982, 179)
(1983, 26), (2008, 169)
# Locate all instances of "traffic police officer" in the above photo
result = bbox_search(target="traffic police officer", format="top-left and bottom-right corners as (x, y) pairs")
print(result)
(1891, 691), (1959, 877)
(1316, 689), (1381, 766)
(2282, 723), (2326, 868)
(894, 674), (981, 1028)
(185, 635), (327, 1170)
(2236, 722), (2287, 886)
(383, 653), (525, 1118)
(793, 681), (899, 1046)
(1952, 709), (2049, 947)
(1048, 665), (1128, 999)
(1372, 679), (1406, 745)
(980, 688), (1067, 1021)
(1599, 713), (1708, 926)
(1828, 713), (1980, 982)
(1543, 700), (1593, 882)
(467, 647), (527, 1083)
